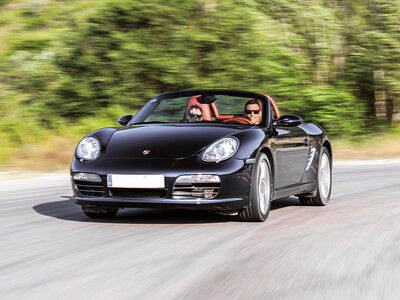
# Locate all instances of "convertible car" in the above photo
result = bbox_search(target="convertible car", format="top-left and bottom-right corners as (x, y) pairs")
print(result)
(71, 90), (332, 222)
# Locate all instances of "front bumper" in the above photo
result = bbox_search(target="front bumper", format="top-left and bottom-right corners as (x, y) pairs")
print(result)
(73, 196), (247, 211)
(71, 156), (253, 211)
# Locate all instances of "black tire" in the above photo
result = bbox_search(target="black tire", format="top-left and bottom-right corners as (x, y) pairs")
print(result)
(239, 153), (273, 222)
(82, 206), (119, 218)
(299, 147), (332, 206)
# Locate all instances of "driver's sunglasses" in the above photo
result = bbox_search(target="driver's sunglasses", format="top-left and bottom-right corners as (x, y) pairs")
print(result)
(190, 112), (202, 118)
(245, 109), (260, 115)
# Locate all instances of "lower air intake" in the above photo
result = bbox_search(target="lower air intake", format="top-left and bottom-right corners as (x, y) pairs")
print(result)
(75, 180), (106, 197)
(110, 188), (167, 199)
(172, 183), (220, 200)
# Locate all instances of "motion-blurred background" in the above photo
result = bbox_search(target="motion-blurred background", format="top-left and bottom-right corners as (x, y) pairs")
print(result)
(0, 0), (399, 171)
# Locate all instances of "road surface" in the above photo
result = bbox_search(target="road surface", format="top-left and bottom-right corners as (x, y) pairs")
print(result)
(1, 160), (400, 299)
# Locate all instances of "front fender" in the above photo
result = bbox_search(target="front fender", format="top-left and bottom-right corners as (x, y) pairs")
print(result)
(232, 129), (266, 159)
(74, 127), (118, 158)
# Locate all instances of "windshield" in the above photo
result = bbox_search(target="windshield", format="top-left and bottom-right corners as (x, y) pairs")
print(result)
(131, 92), (267, 126)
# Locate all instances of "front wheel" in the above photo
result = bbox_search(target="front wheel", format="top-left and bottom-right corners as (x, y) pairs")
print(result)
(299, 147), (332, 206)
(239, 153), (273, 222)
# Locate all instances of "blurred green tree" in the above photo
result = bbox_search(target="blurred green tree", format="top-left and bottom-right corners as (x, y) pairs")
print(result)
(346, 0), (400, 124)
(19, 0), (361, 135)
(0, 0), (399, 165)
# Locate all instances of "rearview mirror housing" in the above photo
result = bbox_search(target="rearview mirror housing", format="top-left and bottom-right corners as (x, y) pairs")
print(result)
(197, 95), (217, 104)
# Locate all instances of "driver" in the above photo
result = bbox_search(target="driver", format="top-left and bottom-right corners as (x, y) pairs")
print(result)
(244, 99), (262, 125)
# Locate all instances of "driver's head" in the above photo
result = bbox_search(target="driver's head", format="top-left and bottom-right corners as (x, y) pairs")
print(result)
(186, 105), (203, 122)
(244, 99), (261, 125)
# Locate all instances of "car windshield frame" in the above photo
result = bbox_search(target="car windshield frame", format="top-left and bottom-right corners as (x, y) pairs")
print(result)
(129, 90), (271, 128)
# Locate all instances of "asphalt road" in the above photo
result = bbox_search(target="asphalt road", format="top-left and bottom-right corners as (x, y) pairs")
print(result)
(1, 160), (400, 299)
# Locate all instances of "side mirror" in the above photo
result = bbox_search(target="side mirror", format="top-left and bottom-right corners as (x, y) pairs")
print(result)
(118, 114), (133, 126)
(274, 114), (302, 127)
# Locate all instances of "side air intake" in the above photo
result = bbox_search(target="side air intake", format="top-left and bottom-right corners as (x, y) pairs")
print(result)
(305, 147), (316, 171)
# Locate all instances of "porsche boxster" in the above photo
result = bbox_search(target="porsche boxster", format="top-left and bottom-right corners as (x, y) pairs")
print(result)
(71, 90), (332, 222)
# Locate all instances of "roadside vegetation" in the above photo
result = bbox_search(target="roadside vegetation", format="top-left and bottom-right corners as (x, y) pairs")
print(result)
(1, 0), (399, 169)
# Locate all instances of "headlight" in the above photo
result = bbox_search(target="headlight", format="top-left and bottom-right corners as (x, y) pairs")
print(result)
(76, 137), (101, 161)
(201, 137), (239, 162)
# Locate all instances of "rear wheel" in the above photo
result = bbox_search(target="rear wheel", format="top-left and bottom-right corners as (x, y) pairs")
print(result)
(299, 147), (332, 206)
(239, 153), (273, 222)
(82, 206), (119, 218)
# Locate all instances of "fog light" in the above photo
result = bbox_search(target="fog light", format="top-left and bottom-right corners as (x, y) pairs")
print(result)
(204, 189), (214, 198)
(73, 173), (101, 182)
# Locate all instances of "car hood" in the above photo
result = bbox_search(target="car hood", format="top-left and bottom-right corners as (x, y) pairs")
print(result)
(105, 124), (244, 159)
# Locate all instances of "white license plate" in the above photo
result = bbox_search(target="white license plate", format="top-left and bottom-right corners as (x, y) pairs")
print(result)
(107, 174), (165, 188)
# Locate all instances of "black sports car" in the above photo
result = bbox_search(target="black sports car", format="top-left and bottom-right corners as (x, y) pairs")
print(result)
(71, 90), (332, 222)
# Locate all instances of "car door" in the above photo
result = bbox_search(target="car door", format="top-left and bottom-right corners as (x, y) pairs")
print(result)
(274, 126), (309, 189)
